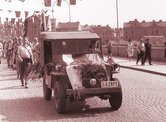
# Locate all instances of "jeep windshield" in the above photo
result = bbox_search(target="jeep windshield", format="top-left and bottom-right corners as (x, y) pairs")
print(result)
(40, 31), (101, 55)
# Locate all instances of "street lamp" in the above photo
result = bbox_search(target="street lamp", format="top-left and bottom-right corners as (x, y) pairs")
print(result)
(52, 0), (71, 22)
(63, 0), (71, 22)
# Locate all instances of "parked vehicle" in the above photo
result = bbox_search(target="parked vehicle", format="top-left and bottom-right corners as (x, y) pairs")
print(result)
(39, 31), (122, 114)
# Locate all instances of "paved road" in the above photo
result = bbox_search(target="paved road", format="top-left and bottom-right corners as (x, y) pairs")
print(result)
(0, 59), (166, 122)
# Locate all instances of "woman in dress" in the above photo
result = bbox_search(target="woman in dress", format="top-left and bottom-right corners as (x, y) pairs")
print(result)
(126, 39), (134, 61)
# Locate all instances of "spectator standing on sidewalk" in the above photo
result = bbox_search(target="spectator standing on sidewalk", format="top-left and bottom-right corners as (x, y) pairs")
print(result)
(143, 38), (152, 65)
(164, 41), (166, 58)
(136, 39), (145, 65)
(11, 37), (18, 70)
(126, 39), (134, 61)
(17, 37), (34, 88)
(6, 39), (13, 68)
(3, 41), (8, 58)
(0, 40), (3, 64)
(106, 41), (112, 59)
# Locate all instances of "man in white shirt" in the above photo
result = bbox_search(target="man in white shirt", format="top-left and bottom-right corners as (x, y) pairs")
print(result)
(136, 39), (145, 65)
(17, 37), (33, 88)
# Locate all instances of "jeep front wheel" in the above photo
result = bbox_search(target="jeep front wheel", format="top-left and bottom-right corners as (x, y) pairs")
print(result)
(54, 81), (66, 114)
(109, 78), (122, 110)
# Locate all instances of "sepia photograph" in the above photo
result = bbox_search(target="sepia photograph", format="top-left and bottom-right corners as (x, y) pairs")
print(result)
(0, 0), (166, 122)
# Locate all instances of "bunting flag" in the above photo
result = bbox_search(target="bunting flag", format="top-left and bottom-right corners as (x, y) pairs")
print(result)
(15, 11), (21, 17)
(57, 0), (62, 6)
(25, 11), (29, 19)
(11, 18), (15, 24)
(70, 0), (76, 5)
(44, 0), (51, 7)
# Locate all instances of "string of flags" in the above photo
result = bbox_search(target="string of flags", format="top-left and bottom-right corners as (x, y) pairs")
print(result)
(5, 0), (76, 4)
(1, 0), (77, 23)
(0, 9), (39, 18)
(5, 0), (27, 2)
(46, 0), (76, 6)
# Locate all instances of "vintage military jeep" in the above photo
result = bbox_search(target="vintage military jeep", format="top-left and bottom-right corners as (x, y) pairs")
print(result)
(39, 31), (122, 114)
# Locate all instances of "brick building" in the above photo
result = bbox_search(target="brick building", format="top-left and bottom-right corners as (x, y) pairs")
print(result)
(56, 22), (81, 32)
(24, 15), (41, 41)
(85, 25), (114, 44)
(123, 19), (166, 41)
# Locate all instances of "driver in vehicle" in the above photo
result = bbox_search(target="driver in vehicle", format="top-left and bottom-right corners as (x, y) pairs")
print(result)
(88, 40), (100, 53)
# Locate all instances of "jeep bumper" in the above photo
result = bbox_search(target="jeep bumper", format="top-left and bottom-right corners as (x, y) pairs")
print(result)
(66, 87), (121, 96)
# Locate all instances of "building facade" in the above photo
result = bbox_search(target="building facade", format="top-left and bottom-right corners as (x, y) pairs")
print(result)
(123, 19), (166, 41)
(82, 25), (114, 44)
(56, 22), (81, 32)
(24, 15), (41, 41)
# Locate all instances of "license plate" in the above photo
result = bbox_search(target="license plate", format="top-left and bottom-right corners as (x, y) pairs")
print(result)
(101, 81), (118, 88)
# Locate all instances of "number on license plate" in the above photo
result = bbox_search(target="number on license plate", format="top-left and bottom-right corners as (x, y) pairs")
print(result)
(101, 81), (118, 88)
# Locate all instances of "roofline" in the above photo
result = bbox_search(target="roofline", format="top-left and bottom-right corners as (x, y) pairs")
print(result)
(40, 31), (100, 40)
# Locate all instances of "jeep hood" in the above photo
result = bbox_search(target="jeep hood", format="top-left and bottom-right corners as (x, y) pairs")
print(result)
(64, 54), (107, 89)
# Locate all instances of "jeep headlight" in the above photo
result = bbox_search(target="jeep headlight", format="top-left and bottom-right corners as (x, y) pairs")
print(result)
(55, 64), (62, 72)
(90, 78), (97, 86)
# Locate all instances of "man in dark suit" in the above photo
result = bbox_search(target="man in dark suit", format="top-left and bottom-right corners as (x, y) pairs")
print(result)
(164, 42), (166, 58)
(143, 38), (152, 65)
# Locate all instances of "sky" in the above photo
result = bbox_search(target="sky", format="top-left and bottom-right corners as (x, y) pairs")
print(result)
(0, 0), (166, 28)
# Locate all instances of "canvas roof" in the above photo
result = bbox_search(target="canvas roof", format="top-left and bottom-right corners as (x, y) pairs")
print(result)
(40, 31), (100, 40)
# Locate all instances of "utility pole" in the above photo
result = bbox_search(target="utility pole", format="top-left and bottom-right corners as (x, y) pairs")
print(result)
(116, 0), (119, 56)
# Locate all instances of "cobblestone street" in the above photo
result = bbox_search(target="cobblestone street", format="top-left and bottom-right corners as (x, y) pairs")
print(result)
(0, 59), (166, 122)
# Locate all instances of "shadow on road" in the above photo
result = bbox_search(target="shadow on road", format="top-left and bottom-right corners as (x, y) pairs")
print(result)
(0, 97), (112, 122)
(0, 85), (24, 90)
(0, 78), (18, 82)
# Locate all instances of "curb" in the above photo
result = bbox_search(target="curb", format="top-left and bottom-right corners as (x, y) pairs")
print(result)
(119, 65), (166, 77)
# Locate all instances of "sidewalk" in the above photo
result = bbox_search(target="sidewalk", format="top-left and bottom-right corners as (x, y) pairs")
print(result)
(112, 57), (166, 76)
(1, 57), (166, 78)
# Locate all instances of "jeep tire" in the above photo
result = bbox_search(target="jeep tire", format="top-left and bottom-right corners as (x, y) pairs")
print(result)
(109, 78), (122, 110)
(54, 81), (66, 114)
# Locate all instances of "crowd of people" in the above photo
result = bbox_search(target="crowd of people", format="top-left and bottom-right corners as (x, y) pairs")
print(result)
(0, 36), (40, 88)
(0, 36), (158, 88)
(126, 38), (152, 65)
(105, 38), (153, 66)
